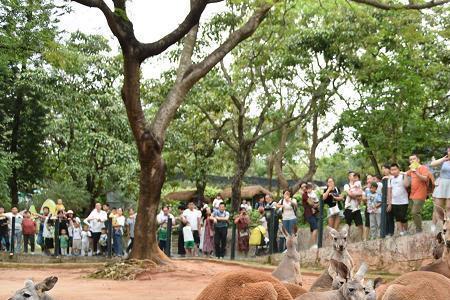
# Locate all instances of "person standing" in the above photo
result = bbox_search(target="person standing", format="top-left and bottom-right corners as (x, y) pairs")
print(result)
(202, 207), (215, 257)
(157, 205), (175, 253)
(0, 207), (10, 252)
(22, 211), (36, 254)
(182, 201), (202, 256)
(85, 203), (107, 256)
(177, 205), (186, 257)
(2, 207), (23, 253)
(387, 163), (410, 236)
(430, 149), (450, 232)
(234, 207), (250, 257)
(112, 208), (125, 256)
(382, 164), (395, 236)
(322, 177), (343, 230)
(406, 154), (430, 233)
(344, 172), (363, 241)
(365, 182), (382, 239)
(213, 203), (229, 259)
(303, 183), (319, 249)
(126, 208), (136, 254)
(277, 190), (297, 235)
(212, 194), (223, 213)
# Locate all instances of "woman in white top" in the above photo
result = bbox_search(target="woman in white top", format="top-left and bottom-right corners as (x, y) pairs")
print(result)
(113, 208), (125, 256)
(277, 190), (297, 234)
(430, 148), (450, 229)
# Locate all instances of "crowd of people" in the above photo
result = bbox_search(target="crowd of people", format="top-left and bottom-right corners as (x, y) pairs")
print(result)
(1, 151), (449, 260)
(0, 201), (136, 257)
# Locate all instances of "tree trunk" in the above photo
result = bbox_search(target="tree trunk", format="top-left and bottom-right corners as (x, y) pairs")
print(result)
(275, 124), (289, 191)
(361, 136), (381, 176)
(86, 174), (96, 209)
(130, 139), (169, 263)
(195, 179), (206, 206)
(231, 146), (252, 212)
(267, 153), (274, 191)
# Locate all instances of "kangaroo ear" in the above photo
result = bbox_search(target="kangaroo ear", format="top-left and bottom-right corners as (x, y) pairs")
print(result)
(329, 227), (338, 238)
(340, 225), (349, 237)
(373, 277), (384, 289)
(35, 276), (58, 293)
(437, 232), (444, 244)
(354, 262), (368, 282)
(331, 259), (350, 281)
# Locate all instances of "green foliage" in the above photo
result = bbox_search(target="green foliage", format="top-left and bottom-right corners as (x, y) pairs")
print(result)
(32, 180), (90, 215)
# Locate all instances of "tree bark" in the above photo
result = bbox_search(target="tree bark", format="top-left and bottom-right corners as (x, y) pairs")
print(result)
(195, 179), (206, 206)
(231, 146), (252, 211)
(267, 153), (274, 191)
(275, 124), (289, 191)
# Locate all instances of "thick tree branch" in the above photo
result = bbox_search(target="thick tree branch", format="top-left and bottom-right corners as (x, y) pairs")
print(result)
(349, 0), (450, 10)
(197, 105), (238, 152)
(152, 3), (275, 139)
(137, 0), (214, 61)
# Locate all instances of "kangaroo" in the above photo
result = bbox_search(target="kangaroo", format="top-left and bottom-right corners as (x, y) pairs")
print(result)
(272, 226), (302, 285)
(296, 262), (368, 300)
(419, 212), (450, 279)
(431, 231), (445, 260)
(310, 225), (354, 292)
(9, 276), (58, 300)
(377, 271), (450, 300)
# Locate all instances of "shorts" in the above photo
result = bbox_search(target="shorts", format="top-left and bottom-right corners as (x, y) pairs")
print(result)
(72, 239), (81, 250)
(44, 238), (54, 250)
(192, 230), (200, 245)
(364, 208), (370, 228)
(344, 209), (363, 227)
(306, 215), (318, 232)
(392, 204), (408, 223)
(184, 241), (195, 249)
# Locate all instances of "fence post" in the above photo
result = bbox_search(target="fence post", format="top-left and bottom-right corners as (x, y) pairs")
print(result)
(54, 219), (60, 256)
(265, 207), (275, 255)
(10, 217), (15, 255)
(230, 221), (236, 260)
(107, 217), (113, 258)
(165, 217), (172, 257)
(318, 198), (324, 248)
(380, 177), (388, 238)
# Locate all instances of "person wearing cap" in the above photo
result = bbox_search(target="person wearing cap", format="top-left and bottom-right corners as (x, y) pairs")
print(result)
(430, 148), (450, 231)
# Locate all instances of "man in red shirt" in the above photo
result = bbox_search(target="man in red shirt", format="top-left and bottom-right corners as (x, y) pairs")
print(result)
(406, 154), (430, 233)
(22, 211), (36, 254)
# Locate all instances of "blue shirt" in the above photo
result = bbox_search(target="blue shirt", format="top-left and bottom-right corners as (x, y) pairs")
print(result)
(213, 210), (230, 228)
(365, 189), (382, 214)
(440, 161), (450, 179)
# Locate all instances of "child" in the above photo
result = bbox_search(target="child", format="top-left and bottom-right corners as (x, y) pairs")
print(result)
(81, 224), (91, 256)
(350, 173), (364, 210)
(59, 229), (69, 256)
(99, 227), (108, 255)
(365, 181), (382, 239)
(22, 211), (36, 254)
(158, 222), (168, 252)
(72, 221), (82, 256)
(183, 222), (195, 257)
(306, 183), (320, 215)
(43, 217), (55, 256)
(56, 199), (65, 212)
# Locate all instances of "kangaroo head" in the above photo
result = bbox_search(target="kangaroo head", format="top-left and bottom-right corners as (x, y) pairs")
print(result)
(363, 277), (383, 300)
(9, 276), (58, 300)
(336, 262), (367, 300)
(443, 217), (450, 250)
(329, 225), (348, 252)
(282, 224), (299, 256)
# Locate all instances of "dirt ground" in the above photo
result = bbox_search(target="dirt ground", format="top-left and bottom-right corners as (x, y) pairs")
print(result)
(0, 260), (319, 300)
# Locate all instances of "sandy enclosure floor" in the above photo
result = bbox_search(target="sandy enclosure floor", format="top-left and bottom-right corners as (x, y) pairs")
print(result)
(0, 260), (319, 300)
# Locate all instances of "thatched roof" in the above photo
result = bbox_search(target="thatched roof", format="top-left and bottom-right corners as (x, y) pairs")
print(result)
(220, 185), (272, 199)
(164, 190), (197, 201)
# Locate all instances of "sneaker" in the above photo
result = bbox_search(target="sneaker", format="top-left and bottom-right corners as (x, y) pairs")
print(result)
(400, 231), (406, 236)
(310, 244), (318, 250)
(30, 252), (35, 255)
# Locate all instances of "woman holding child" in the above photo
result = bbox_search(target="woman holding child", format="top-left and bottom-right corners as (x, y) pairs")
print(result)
(323, 177), (344, 229)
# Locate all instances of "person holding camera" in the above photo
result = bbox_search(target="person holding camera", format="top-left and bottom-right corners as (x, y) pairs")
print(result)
(323, 177), (343, 230)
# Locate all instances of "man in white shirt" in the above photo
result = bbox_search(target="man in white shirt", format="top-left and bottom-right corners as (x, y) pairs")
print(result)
(182, 201), (202, 256)
(344, 172), (363, 241)
(85, 203), (107, 255)
(1, 207), (23, 253)
(387, 163), (410, 236)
